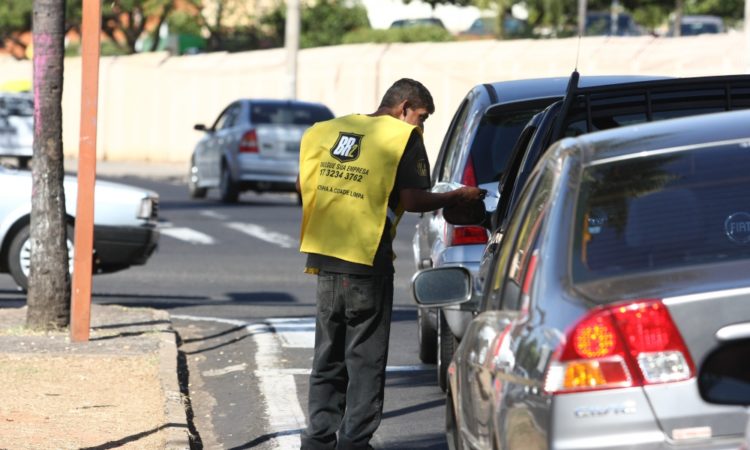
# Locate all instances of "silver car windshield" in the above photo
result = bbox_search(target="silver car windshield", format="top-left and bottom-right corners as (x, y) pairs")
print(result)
(572, 142), (750, 282)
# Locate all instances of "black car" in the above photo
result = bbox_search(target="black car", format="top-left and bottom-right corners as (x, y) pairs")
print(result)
(475, 72), (750, 307)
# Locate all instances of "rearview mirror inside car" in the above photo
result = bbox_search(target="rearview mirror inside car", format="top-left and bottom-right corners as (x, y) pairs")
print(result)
(698, 338), (750, 406)
(411, 267), (472, 307)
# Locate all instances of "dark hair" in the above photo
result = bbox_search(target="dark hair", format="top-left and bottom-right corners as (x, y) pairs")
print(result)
(379, 78), (434, 114)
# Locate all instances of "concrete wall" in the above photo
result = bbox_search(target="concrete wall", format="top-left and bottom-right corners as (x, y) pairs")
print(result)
(1, 33), (748, 167)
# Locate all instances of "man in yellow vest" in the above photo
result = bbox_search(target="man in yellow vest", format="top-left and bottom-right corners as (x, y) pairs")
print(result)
(297, 78), (485, 450)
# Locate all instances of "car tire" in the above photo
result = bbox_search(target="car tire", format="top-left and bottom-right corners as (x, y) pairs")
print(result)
(437, 310), (457, 392)
(7, 223), (74, 291)
(418, 307), (437, 364)
(188, 158), (207, 199)
(219, 163), (239, 203)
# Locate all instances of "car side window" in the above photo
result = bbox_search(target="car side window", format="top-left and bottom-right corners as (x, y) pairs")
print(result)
(485, 164), (554, 312)
(213, 104), (240, 131)
(439, 99), (471, 183)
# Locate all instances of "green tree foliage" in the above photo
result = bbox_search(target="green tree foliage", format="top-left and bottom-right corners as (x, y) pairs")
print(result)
(261, 0), (371, 49)
(343, 25), (454, 44)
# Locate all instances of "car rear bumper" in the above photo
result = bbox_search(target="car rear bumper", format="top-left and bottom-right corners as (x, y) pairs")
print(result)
(93, 225), (159, 271)
(236, 156), (298, 192)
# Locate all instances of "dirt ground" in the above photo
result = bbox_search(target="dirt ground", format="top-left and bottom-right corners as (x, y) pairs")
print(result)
(0, 305), (181, 450)
(0, 353), (166, 449)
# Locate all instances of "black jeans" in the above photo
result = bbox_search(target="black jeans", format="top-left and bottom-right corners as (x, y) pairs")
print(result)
(300, 271), (394, 450)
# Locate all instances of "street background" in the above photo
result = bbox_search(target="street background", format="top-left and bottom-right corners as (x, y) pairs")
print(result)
(0, 32), (746, 166)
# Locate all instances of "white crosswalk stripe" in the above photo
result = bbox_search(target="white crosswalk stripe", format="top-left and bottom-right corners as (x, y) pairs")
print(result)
(225, 222), (298, 249)
(159, 226), (216, 245)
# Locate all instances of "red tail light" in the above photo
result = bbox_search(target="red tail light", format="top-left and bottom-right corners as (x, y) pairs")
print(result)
(239, 130), (259, 153)
(446, 224), (488, 246)
(544, 299), (694, 394)
(461, 156), (477, 187)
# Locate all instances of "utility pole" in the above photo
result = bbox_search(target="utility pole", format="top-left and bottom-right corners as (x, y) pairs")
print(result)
(71, 0), (102, 342)
(674, 0), (683, 37)
(285, 0), (300, 100)
(746, 0), (750, 72)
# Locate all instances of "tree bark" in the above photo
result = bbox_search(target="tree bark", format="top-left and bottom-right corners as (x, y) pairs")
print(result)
(27, 0), (70, 331)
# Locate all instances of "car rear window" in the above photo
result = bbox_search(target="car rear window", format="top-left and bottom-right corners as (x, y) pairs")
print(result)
(250, 103), (333, 126)
(470, 109), (537, 184)
(572, 142), (750, 282)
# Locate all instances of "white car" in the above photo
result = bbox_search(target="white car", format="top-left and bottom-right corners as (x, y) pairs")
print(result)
(0, 166), (160, 290)
(0, 92), (34, 168)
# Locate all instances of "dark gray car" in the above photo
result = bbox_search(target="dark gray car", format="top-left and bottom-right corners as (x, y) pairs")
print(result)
(414, 109), (750, 450)
(189, 99), (334, 203)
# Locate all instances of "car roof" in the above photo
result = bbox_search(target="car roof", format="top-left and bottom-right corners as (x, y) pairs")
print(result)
(240, 99), (330, 108)
(484, 75), (669, 111)
(563, 109), (750, 165)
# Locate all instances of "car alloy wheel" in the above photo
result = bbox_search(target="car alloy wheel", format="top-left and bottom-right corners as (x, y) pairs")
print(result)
(7, 224), (74, 291)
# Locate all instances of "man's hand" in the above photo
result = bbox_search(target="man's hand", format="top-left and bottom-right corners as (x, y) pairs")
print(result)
(452, 186), (487, 205)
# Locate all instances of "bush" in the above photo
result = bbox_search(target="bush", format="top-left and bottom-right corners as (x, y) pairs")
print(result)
(342, 26), (454, 44)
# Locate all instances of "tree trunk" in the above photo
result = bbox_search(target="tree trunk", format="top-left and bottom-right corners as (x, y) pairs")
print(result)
(27, 0), (70, 331)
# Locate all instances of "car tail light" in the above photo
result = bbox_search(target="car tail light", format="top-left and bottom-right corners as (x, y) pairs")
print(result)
(239, 130), (259, 153)
(445, 224), (488, 246)
(461, 156), (477, 187)
(544, 299), (694, 394)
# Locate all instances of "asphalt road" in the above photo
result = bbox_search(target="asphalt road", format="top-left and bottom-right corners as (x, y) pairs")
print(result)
(0, 174), (450, 450)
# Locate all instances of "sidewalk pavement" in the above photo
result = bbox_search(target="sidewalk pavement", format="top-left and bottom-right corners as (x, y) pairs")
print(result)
(0, 159), (191, 448)
(0, 303), (191, 449)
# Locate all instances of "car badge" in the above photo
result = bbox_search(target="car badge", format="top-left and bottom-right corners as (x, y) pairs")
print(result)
(724, 212), (750, 244)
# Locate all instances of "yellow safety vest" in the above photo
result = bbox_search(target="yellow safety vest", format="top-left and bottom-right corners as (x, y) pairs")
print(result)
(299, 114), (417, 267)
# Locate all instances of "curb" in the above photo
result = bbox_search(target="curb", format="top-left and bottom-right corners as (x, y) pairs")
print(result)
(156, 310), (192, 449)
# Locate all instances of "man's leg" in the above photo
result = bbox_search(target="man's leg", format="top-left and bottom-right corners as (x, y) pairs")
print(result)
(337, 274), (394, 450)
(301, 272), (348, 450)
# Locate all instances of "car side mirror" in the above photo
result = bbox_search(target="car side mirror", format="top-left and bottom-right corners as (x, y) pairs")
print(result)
(194, 123), (208, 132)
(433, 182), (489, 227)
(698, 338), (750, 406)
(411, 266), (472, 308)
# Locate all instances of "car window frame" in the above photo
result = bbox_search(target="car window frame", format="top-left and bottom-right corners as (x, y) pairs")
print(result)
(212, 103), (241, 131)
(483, 161), (555, 312)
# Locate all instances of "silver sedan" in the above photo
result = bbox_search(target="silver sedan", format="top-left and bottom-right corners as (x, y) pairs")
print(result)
(189, 99), (334, 203)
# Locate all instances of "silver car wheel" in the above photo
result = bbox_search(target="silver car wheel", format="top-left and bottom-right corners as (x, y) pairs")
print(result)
(19, 235), (74, 278)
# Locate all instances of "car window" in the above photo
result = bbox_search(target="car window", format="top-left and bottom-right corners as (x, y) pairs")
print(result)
(250, 103), (333, 126)
(485, 163), (555, 311)
(572, 141), (750, 283)
(0, 95), (33, 117)
(438, 99), (470, 183)
(470, 109), (538, 185)
(564, 106), (725, 136)
(213, 104), (240, 130)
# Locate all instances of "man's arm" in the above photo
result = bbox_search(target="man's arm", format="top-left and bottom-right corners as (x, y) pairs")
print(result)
(400, 186), (485, 213)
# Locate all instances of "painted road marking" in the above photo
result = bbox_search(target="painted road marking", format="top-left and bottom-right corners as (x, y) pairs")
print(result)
(225, 222), (297, 249)
(172, 315), (430, 450)
(199, 210), (229, 221)
(267, 317), (315, 348)
(159, 226), (216, 245)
